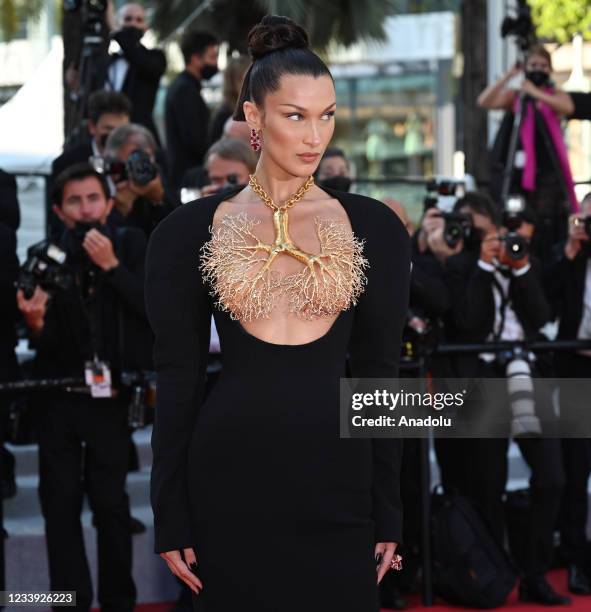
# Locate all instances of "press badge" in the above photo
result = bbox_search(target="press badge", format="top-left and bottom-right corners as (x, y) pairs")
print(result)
(84, 359), (112, 398)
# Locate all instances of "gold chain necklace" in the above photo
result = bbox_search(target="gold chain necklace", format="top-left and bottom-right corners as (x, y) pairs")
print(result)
(248, 174), (315, 211)
(200, 171), (368, 322)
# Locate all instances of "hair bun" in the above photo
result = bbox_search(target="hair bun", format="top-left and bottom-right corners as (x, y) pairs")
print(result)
(247, 15), (309, 61)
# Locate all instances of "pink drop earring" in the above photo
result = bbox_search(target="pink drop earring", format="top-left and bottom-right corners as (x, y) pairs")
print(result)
(250, 128), (262, 152)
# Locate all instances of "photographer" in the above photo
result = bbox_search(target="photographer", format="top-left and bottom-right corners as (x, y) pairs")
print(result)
(192, 137), (257, 198)
(440, 192), (568, 605)
(100, 3), (166, 143)
(165, 30), (219, 190)
(15, 162), (153, 611)
(479, 45), (578, 263)
(49, 90), (132, 241)
(545, 192), (591, 595)
(52, 90), (131, 179)
(315, 147), (352, 192)
(103, 123), (178, 238)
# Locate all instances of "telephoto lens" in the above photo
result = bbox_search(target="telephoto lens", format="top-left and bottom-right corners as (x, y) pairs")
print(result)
(503, 232), (528, 261)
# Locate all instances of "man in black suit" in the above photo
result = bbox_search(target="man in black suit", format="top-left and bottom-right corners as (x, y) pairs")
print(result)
(104, 123), (178, 238)
(165, 30), (219, 190)
(49, 90), (131, 241)
(100, 3), (166, 144)
(52, 90), (131, 180)
(17, 163), (153, 611)
(442, 193), (568, 606)
(546, 193), (591, 595)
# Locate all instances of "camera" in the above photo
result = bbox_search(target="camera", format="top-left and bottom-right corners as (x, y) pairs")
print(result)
(16, 241), (72, 299)
(501, 195), (529, 261)
(120, 371), (156, 429)
(401, 311), (438, 361)
(64, 0), (108, 43)
(501, 233), (528, 261)
(501, 0), (536, 52)
(496, 347), (541, 437)
(424, 179), (473, 249)
(424, 178), (466, 213)
(90, 149), (158, 187)
(180, 174), (242, 205)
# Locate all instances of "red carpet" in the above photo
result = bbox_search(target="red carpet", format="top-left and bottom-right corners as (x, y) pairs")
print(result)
(113, 569), (590, 611)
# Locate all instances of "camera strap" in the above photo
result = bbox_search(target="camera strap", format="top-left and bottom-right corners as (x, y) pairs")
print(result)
(75, 270), (112, 398)
(491, 271), (511, 341)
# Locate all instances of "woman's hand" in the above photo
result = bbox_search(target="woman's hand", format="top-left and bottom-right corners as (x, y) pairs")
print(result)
(520, 80), (574, 117)
(521, 78), (542, 99)
(375, 541), (400, 584)
(160, 547), (203, 594)
(505, 62), (522, 80)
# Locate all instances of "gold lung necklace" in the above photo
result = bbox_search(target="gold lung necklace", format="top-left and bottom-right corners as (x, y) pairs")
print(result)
(199, 174), (368, 321)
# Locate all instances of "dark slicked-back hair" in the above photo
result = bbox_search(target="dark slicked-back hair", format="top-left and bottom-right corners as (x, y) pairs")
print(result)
(52, 162), (110, 207)
(233, 15), (332, 121)
(453, 191), (501, 225)
(180, 29), (218, 65)
(88, 90), (132, 124)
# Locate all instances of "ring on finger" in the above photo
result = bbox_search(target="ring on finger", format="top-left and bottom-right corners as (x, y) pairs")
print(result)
(390, 554), (403, 571)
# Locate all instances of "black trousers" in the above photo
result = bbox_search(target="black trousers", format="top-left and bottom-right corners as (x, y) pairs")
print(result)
(557, 353), (591, 565)
(37, 394), (136, 612)
(526, 173), (569, 270)
(435, 361), (564, 577)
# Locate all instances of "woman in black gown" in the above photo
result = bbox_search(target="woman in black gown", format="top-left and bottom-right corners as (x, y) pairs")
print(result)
(145, 15), (411, 612)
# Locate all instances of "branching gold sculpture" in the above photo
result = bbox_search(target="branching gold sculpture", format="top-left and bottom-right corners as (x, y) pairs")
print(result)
(199, 175), (369, 321)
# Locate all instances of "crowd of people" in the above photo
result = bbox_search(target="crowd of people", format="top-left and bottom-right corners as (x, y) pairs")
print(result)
(1, 4), (591, 611)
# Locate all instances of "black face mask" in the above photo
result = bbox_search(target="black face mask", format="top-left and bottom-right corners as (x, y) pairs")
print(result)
(67, 221), (108, 262)
(320, 176), (352, 193)
(525, 70), (550, 88)
(201, 63), (219, 80)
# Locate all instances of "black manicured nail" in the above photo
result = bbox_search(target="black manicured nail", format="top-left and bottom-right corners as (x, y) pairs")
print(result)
(375, 552), (383, 565)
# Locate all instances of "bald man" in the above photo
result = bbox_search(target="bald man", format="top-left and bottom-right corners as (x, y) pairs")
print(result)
(100, 3), (166, 144)
(223, 117), (252, 145)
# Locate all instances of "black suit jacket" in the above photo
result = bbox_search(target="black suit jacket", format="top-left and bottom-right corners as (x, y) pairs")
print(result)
(444, 249), (550, 377)
(0, 171), (19, 362)
(164, 71), (210, 189)
(97, 28), (166, 143)
(33, 225), (153, 381)
(545, 247), (590, 340)
(410, 232), (451, 319)
(51, 142), (94, 182)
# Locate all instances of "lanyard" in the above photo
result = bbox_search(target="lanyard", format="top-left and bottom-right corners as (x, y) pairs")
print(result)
(74, 266), (103, 363)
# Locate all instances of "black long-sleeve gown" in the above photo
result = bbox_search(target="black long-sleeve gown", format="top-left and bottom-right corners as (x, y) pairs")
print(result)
(145, 185), (411, 612)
